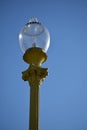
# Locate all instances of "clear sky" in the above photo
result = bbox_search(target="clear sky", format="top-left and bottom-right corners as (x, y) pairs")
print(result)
(0, 0), (87, 130)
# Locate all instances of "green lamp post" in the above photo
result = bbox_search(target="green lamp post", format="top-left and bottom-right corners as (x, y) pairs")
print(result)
(19, 18), (50, 130)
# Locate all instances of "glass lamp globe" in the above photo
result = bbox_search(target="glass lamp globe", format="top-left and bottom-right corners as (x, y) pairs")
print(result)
(19, 18), (50, 53)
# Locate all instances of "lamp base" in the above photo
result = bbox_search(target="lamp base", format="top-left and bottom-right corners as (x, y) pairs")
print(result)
(23, 47), (47, 66)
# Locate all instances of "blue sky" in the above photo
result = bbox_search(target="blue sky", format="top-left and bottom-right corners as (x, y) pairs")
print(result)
(0, 0), (87, 130)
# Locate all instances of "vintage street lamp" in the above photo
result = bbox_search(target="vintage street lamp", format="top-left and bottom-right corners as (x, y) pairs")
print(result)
(19, 18), (50, 130)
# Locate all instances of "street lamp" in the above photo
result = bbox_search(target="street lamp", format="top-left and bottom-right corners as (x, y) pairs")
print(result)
(19, 18), (50, 130)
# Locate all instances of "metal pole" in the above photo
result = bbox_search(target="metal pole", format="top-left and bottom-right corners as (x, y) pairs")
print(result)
(29, 85), (40, 130)
(22, 52), (48, 130)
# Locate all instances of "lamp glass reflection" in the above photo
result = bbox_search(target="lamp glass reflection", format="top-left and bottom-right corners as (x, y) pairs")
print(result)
(19, 18), (50, 52)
